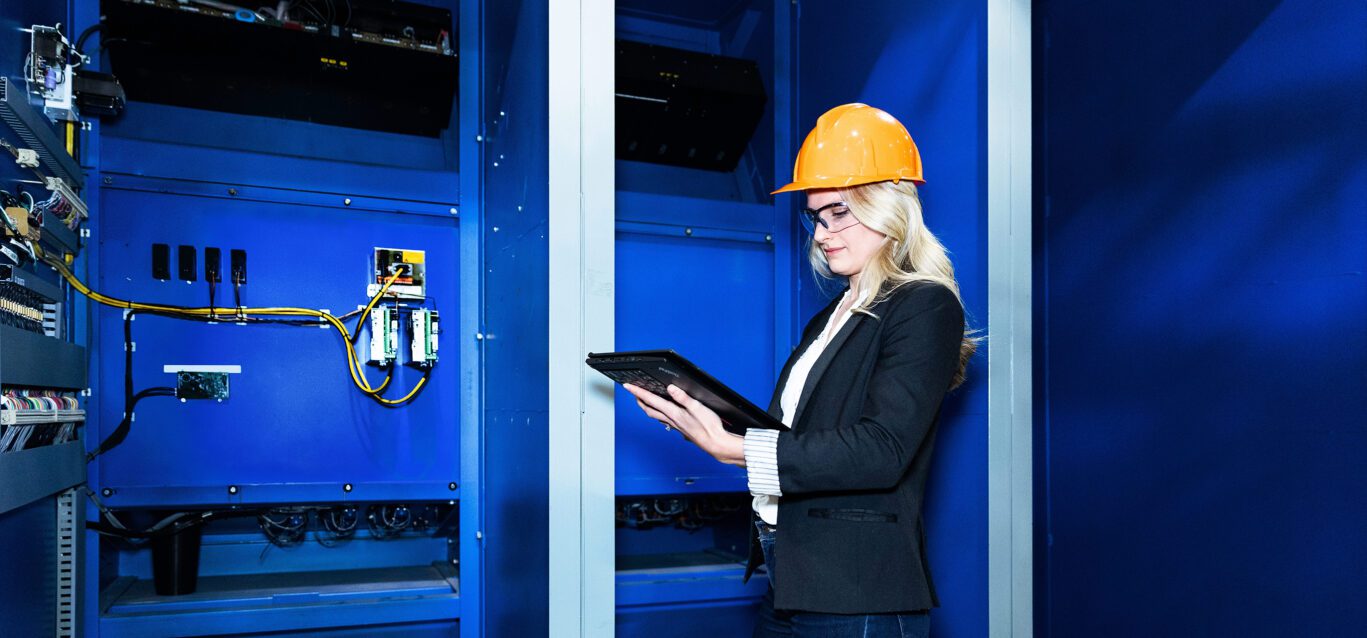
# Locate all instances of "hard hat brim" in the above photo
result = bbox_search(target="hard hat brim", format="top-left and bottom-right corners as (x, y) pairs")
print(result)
(770, 174), (926, 196)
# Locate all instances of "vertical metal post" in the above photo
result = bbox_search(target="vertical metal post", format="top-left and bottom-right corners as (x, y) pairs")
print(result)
(548, 0), (616, 635)
(56, 488), (80, 638)
(987, 0), (1033, 635)
(458, 0), (485, 634)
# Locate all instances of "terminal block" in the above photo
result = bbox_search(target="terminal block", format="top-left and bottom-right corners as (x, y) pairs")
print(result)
(368, 305), (398, 366)
(408, 309), (439, 368)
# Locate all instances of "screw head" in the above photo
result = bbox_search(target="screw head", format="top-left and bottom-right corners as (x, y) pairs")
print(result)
(343, 483), (353, 493)
(227, 485), (239, 495)
(765, 234), (773, 242)
(448, 482), (458, 491)
(102, 176), (112, 185)
(685, 228), (693, 236)
(101, 488), (114, 497)
(228, 188), (238, 196)
(344, 198), (352, 206)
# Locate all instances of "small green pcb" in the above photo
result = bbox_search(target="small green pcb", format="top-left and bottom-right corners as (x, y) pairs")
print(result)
(176, 371), (230, 400)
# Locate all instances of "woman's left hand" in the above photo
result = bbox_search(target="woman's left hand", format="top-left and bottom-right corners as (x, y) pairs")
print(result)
(624, 384), (746, 467)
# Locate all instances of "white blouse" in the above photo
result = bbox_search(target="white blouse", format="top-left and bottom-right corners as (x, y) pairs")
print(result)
(745, 289), (866, 525)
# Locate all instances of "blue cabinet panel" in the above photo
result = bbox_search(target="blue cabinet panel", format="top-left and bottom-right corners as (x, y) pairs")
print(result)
(615, 232), (775, 495)
(93, 187), (460, 506)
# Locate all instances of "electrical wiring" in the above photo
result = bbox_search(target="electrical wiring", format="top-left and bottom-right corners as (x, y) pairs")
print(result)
(259, 508), (309, 547)
(87, 310), (177, 461)
(316, 506), (359, 547)
(33, 244), (425, 405)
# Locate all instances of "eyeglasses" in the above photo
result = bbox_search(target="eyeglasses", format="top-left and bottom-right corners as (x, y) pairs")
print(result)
(800, 202), (861, 234)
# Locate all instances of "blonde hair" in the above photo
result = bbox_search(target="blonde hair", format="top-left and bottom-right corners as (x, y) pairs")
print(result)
(806, 180), (979, 389)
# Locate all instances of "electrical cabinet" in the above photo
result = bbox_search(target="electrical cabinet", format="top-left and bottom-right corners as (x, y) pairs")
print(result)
(0, 0), (537, 635)
(0, 0), (992, 636)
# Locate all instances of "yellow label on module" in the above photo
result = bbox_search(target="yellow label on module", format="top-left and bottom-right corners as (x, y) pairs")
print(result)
(402, 250), (426, 264)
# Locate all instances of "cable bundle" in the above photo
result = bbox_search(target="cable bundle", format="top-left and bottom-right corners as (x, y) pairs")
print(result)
(367, 504), (412, 540)
(259, 508), (310, 547)
(32, 190), (81, 231)
(0, 389), (82, 452)
(2, 388), (79, 411)
(35, 244), (428, 408)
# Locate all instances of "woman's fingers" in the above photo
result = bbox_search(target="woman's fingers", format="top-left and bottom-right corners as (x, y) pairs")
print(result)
(629, 385), (686, 422)
(625, 384), (687, 429)
(667, 385), (720, 429)
(635, 398), (671, 424)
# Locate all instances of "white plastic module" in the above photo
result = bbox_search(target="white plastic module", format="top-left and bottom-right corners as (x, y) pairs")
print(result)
(409, 309), (439, 368)
(368, 306), (397, 366)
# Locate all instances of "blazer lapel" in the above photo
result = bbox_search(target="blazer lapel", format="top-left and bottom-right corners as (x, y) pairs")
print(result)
(789, 312), (865, 429)
(766, 294), (845, 419)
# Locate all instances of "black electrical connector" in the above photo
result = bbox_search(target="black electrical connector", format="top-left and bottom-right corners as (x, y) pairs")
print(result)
(177, 245), (196, 282)
(230, 249), (247, 284)
(151, 243), (170, 280)
(204, 247), (221, 283)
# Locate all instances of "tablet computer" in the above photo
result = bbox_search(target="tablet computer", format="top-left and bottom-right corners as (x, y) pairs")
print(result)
(586, 349), (783, 434)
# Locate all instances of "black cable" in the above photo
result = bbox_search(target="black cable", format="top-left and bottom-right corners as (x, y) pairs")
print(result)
(74, 22), (103, 58)
(86, 508), (258, 539)
(88, 311), (176, 461)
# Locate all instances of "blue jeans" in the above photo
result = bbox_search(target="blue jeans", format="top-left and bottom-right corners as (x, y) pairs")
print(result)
(752, 519), (930, 638)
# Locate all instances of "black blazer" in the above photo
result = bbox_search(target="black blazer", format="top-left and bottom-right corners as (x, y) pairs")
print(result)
(743, 280), (964, 614)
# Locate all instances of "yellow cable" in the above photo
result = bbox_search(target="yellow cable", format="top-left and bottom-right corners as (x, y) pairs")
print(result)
(374, 375), (428, 405)
(38, 247), (418, 402)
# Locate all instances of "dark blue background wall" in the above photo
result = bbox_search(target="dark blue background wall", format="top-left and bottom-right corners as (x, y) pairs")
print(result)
(1035, 0), (1367, 634)
(795, 2), (988, 635)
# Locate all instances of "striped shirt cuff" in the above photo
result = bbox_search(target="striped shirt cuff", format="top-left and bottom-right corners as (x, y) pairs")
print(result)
(744, 428), (782, 497)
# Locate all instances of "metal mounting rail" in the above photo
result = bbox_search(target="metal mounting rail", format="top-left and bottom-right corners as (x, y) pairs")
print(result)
(0, 76), (84, 190)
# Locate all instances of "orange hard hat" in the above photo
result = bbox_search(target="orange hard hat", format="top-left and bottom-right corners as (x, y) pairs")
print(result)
(772, 103), (924, 194)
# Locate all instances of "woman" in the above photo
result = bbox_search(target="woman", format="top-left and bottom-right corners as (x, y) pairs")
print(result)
(626, 103), (975, 638)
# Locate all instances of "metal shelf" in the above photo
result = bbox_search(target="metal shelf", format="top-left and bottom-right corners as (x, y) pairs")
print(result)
(0, 324), (86, 389)
(99, 563), (460, 638)
(39, 211), (81, 257)
(616, 554), (766, 608)
(0, 440), (85, 514)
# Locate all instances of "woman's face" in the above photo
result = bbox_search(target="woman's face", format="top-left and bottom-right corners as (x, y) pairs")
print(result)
(807, 189), (887, 280)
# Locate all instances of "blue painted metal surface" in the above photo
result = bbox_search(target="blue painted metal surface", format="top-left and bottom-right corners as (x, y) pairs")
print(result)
(479, 0), (551, 635)
(92, 186), (460, 507)
(0, 497), (59, 637)
(793, 1), (990, 635)
(615, 230), (775, 495)
(617, 600), (763, 638)
(1034, 1), (1367, 635)
(117, 531), (449, 579)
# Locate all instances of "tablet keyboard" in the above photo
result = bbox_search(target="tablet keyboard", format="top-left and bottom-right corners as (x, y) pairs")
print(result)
(604, 369), (670, 395)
